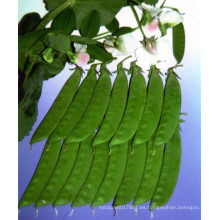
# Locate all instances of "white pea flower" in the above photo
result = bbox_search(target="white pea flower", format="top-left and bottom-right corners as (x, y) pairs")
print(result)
(103, 39), (115, 53)
(143, 20), (161, 38)
(67, 43), (90, 66)
(104, 33), (138, 56)
(75, 52), (90, 66)
(148, 7), (162, 18)
(116, 33), (137, 55)
(135, 37), (176, 71)
(142, 7), (183, 37)
(74, 43), (87, 53)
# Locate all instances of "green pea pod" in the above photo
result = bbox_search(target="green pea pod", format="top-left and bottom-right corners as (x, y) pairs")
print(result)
(110, 61), (146, 147)
(173, 22), (185, 64)
(91, 142), (128, 208)
(133, 140), (164, 206)
(65, 63), (112, 144)
(92, 59), (129, 146)
(72, 142), (109, 207)
(35, 141), (79, 207)
(154, 69), (181, 145)
(132, 65), (163, 147)
(19, 138), (61, 208)
(150, 125), (181, 210)
(53, 133), (95, 207)
(30, 67), (83, 145)
(49, 64), (98, 142)
(113, 142), (146, 207)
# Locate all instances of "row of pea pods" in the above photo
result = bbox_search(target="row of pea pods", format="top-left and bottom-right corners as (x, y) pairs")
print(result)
(19, 58), (182, 215)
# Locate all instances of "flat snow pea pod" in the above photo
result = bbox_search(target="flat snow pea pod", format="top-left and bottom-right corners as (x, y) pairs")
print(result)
(35, 141), (79, 207)
(110, 61), (146, 147)
(113, 142), (146, 207)
(30, 67), (83, 145)
(91, 142), (129, 208)
(133, 140), (164, 206)
(49, 64), (98, 142)
(19, 138), (61, 208)
(132, 65), (164, 147)
(65, 63), (111, 144)
(53, 132), (95, 207)
(154, 68), (181, 145)
(150, 126), (181, 210)
(72, 141), (109, 207)
(92, 59), (129, 146)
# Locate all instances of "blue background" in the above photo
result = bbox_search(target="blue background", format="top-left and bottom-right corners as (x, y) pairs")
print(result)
(18, 0), (201, 219)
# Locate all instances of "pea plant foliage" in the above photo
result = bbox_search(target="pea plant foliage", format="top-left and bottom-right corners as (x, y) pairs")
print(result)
(19, 0), (186, 217)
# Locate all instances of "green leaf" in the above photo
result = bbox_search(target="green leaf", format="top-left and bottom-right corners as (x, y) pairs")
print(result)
(18, 12), (41, 35)
(172, 22), (185, 63)
(18, 30), (48, 72)
(144, 0), (159, 5)
(113, 27), (134, 36)
(69, 35), (98, 44)
(80, 10), (100, 38)
(51, 7), (76, 34)
(18, 65), (45, 141)
(87, 44), (113, 62)
(105, 18), (119, 33)
(44, 0), (127, 28)
(47, 34), (70, 53)
(42, 54), (66, 80)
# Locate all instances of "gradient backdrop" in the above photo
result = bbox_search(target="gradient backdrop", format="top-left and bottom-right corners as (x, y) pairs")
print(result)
(18, 0), (201, 219)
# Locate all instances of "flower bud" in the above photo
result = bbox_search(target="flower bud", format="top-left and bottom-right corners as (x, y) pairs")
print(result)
(159, 10), (183, 27)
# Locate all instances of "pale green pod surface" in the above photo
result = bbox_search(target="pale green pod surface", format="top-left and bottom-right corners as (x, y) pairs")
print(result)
(133, 140), (164, 206)
(49, 65), (98, 142)
(19, 138), (61, 208)
(35, 141), (79, 207)
(30, 68), (83, 145)
(66, 64), (111, 144)
(113, 142), (146, 207)
(150, 126), (181, 210)
(92, 63), (128, 146)
(53, 133), (95, 207)
(132, 65), (164, 147)
(110, 62), (146, 147)
(154, 69), (181, 145)
(91, 142), (128, 208)
(72, 142), (109, 207)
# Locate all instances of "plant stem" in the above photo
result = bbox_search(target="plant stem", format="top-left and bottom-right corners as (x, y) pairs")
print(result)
(93, 34), (112, 41)
(129, 2), (148, 40)
(160, 0), (167, 8)
(94, 31), (111, 38)
(128, 0), (143, 7)
(35, 1), (72, 30)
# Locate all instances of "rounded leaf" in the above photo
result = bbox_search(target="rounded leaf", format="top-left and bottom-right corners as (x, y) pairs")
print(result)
(51, 7), (76, 34)
(80, 10), (100, 38)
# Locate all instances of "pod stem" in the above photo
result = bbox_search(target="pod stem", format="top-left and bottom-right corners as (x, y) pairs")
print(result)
(128, 60), (143, 75)
(100, 59), (116, 76)
(167, 65), (182, 79)
(118, 56), (132, 66)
